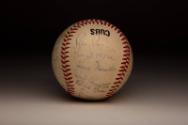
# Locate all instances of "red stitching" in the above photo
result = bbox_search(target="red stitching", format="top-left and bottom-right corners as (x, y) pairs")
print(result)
(122, 56), (130, 60)
(95, 19), (99, 24)
(62, 68), (71, 73)
(91, 19), (95, 24)
(61, 60), (70, 64)
(123, 49), (130, 53)
(100, 20), (104, 25)
(64, 38), (72, 41)
(108, 89), (117, 92)
(113, 81), (121, 85)
(86, 19), (91, 24)
(59, 19), (131, 97)
(123, 53), (130, 57)
(121, 61), (129, 65)
(67, 86), (74, 89)
(61, 46), (70, 50)
(111, 85), (120, 88)
(62, 42), (70, 46)
(107, 91), (114, 94)
(61, 55), (69, 60)
(121, 37), (127, 41)
(103, 21), (107, 26)
(64, 72), (72, 77)
(114, 26), (118, 31)
(111, 25), (114, 29)
(123, 45), (130, 49)
(107, 22), (111, 26)
(119, 69), (127, 73)
(70, 27), (78, 31)
(104, 21), (131, 97)
(61, 54), (69, 58)
(119, 68), (127, 73)
(116, 77), (124, 81)
(60, 25), (76, 95)
(122, 41), (129, 45)
(117, 72), (125, 77)
(66, 83), (74, 86)
(65, 76), (73, 80)
(62, 64), (70, 69)
(67, 86), (74, 88)
(65, 80), (74, 84)
(61, 51), (69, 55)
(119, 33), (124, 37)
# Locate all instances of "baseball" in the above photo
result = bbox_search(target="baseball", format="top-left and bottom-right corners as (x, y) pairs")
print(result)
(52, 19), (133, 100)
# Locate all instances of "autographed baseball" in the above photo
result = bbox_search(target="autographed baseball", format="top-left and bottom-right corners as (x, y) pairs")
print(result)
(52, 19), (133, 100)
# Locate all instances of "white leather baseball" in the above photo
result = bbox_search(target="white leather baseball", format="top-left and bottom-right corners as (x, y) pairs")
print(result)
(52, 19), (133, 100)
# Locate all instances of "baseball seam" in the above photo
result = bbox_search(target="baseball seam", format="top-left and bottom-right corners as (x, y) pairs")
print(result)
(61, 31), (77, 95)
(60, 19), (131, 97)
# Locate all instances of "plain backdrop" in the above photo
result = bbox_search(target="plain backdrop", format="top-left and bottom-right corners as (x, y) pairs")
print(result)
(0, 0), (188, 125)
(0, 0), (188, 55)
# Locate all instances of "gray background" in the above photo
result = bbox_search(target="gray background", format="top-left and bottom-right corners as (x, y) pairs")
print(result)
(0, 54), (187, 125)
(0, 0), (188, 124)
